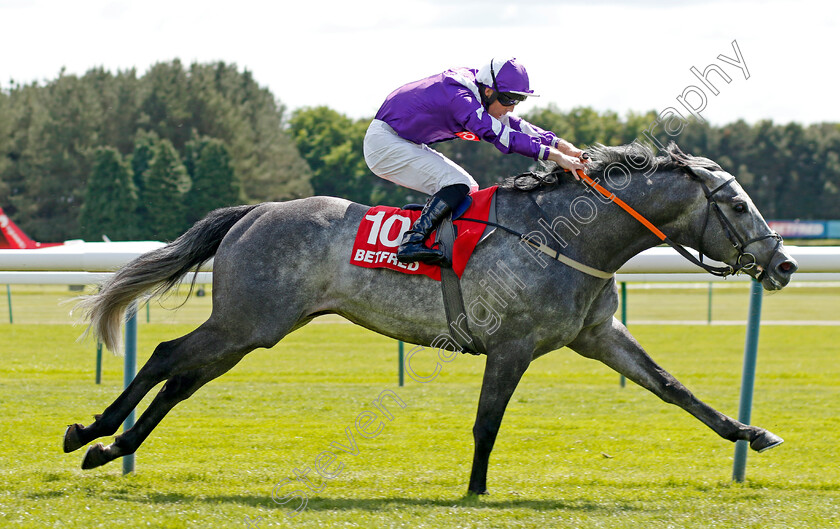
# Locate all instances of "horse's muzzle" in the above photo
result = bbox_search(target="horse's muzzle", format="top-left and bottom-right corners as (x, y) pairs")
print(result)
(760, 250), (798, 291)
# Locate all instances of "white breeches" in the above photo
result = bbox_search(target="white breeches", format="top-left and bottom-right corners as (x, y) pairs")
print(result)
(363, 119), (479, 196)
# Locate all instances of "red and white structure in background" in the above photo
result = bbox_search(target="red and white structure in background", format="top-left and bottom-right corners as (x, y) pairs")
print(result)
(0, 207), (64, 249)
(0, 207), (169, 282)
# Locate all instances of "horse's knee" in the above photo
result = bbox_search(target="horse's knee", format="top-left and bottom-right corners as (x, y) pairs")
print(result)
(472, 420), (499, 444)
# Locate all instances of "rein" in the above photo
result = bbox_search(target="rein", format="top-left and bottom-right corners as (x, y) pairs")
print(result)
(462, 162), (780, 281)
(571, 168), (736, 277)
(573, 165), (785, 280)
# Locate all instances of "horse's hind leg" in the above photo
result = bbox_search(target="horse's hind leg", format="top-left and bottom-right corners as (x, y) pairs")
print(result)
(62, 335), (193, 453)
(80, 353), (245, 469)
(568, 318), (783, 452)
(64, 321), (261, 454)
(72, 308), (292, 469)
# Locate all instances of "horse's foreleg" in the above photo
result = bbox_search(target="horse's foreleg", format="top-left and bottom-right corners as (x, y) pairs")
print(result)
(467, 344), (532, 496)
(568, 317), (782, 452)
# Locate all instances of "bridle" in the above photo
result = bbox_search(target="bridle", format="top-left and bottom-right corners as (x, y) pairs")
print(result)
(689, 167), (783, 281)
(566, 163), (783, 280)
(460, 161), (784, 282)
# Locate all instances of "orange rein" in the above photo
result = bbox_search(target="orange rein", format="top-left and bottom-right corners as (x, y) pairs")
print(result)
(573, 168), (667, 242)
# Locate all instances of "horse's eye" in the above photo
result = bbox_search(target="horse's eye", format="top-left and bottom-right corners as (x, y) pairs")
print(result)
(733, 203), (748, 214)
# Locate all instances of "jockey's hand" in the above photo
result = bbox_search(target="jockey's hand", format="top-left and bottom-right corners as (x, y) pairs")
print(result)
(554, 138), (589, 162)
(548, 148), (586, 178)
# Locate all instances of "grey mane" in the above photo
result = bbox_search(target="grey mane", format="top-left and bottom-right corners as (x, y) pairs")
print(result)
(500, 142), (723, 192)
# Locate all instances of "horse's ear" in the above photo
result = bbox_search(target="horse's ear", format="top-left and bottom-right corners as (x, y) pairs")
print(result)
(685, 165), (715, 181)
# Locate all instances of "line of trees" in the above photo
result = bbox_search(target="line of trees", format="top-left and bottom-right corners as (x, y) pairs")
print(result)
(0, 61), (311, 241)
(1, 60), (838, 242)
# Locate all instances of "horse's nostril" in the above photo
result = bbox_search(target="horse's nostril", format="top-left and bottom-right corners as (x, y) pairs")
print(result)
(778, 261), (797, 274)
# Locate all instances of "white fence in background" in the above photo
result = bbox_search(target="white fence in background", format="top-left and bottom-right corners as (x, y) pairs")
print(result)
(0, 245), (838, 281)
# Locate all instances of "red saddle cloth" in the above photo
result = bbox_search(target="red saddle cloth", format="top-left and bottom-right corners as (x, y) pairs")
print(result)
(351, 186), (498, 281)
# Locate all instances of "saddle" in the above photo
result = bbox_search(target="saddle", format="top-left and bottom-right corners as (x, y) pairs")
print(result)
(350, 187), (499, 355)
(350, 187), (497, 280)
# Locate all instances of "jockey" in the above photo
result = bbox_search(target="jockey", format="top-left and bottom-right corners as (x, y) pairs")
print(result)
(364, 57), (588, 267)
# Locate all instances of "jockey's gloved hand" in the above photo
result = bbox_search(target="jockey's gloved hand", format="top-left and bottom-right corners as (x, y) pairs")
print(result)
(548, 148), (586, 178)
(554, 138), (587, 161)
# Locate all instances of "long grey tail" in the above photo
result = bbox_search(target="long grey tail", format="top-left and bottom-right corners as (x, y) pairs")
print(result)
(75, 204), (261, 353)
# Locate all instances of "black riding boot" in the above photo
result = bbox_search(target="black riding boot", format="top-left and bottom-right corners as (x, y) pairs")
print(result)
(397, 196), (453, 267)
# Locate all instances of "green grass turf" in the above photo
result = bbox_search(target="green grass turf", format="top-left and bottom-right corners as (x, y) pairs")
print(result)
(621, 283), (840, 323)
(1, 316), (838, 528)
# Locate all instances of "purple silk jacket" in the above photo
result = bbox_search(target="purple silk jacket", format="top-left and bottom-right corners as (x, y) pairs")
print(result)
(374, 67), (557, 161)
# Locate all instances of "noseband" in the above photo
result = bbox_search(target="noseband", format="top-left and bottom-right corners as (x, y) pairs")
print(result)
(692, 173), (782, 280)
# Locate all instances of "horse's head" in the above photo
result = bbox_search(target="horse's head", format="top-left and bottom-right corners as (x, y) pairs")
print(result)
(671, 149), (798, 290)
(505, 142), (798, 289)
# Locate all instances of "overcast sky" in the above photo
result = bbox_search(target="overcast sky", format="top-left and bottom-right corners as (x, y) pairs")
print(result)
(1, 0), (838, 126)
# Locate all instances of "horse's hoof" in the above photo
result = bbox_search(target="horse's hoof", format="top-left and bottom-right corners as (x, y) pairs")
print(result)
(63, 424), (86, 453)
(81, 443), (111, 469)
(466, 489), (489, 496)
(751, 431), (784, 453)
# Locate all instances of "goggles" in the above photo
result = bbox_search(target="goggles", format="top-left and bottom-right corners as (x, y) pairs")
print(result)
(495, 91), (527, 106)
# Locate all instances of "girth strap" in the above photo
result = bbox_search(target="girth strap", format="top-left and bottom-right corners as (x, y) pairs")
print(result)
(435, 215), (485, 356)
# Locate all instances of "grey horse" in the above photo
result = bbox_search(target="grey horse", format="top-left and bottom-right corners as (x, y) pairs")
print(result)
(64, 143), (797, 495)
